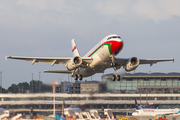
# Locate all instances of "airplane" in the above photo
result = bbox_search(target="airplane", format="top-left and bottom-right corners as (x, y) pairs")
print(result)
(63, 98), (81, 116)
(48, 98), (81, 118)
(132, 99), (180, 120)
(132, 108), (180, 120)
(6, 34), (174, 81)
(0, 108), (5, 114)
(135, 98), (140, 110)
(0, 108), (9, 119)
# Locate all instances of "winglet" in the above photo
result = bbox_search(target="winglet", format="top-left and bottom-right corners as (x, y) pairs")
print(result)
(71, 39), (80, 57)
(5, 56), (7, 60)
(5, 56), (11, 60)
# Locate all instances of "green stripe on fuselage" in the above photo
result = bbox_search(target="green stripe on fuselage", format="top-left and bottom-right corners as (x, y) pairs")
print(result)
(89, 43), (111, 57)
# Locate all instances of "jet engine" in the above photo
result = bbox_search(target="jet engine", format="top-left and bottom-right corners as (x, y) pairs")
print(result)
(125, 57), (139, 72)
(67, 56), (82, 70)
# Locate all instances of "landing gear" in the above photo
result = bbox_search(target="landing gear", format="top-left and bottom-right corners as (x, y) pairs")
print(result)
(110, 55), (116, 67)
(111, 75), (121, 81)
(110, 55), (121, 81)
(74, 75), (78, 80)
(112, 75), (116, 81)
(78, 75), (83, 81)
(74, 74), (83, 81)
(111, 62), (117, 67)
(74, 67), (83, 81)
(116, 75), (120, 81)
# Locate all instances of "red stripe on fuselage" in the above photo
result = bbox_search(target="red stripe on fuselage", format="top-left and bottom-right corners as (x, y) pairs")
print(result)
(88, 40), (123, 57)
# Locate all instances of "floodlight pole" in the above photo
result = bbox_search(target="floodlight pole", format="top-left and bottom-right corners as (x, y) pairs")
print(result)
(39, 72), (41, 93)
(32, 73), (34, 93)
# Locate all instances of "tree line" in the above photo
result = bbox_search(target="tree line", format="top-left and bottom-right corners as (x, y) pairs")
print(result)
(1, 80), (53, 93)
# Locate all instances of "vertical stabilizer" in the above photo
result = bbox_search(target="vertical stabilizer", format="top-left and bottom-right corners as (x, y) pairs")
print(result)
(135, 99), (139, 109)
(71, 39), (80, 57)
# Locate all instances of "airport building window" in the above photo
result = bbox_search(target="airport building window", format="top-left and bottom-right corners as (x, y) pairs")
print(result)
(155, 80), (161, 86)
(161, 80), (166, 86)
(120, 87), (126, 90)
(132, 80), (137, 86)
(126, 86), (131, 90)
(137, 80), (143, 86)
(150, 80), (155, 86)
(178, 81), (180, 86)
(120, 80), (126, 86)
(167, 79), (172, 86)
(173, 79), (178, 86)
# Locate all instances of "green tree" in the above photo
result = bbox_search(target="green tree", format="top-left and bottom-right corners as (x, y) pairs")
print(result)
(30, 80), (43, 93)
(41, 83), (52, 93)
(8, 84), (19, 93)
(17, 82), (30, 93)
(7, 80), (52, 93)
(0, 87), (8, 93)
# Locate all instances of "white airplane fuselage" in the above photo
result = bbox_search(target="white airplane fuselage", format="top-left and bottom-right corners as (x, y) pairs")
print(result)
(132, 108), (180, 119)
(72, 35), (123, 77)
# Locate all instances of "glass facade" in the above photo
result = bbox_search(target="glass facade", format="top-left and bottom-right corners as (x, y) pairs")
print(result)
(104, 73), (180, 94)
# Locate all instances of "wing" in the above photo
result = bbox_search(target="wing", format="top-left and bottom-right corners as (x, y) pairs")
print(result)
(114, 57), (174, 66)
(139, 58), (174, 66)
(6, 56), (93, 66)
(44, 70), (72, 73)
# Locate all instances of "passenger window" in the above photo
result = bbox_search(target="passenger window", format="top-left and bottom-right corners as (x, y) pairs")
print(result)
(107, 37), (111, 40)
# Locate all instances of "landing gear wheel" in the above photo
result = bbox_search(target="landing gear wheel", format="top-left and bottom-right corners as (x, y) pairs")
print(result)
(116, 75), (121, 81)
(74, 75), (78, 80)
(78, 75), (83, 81)
(111, 63), (116, 67)
(112, 75), (116, 81)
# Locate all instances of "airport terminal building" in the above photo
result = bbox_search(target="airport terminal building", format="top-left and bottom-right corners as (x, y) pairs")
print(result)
(1, 72), (180, 112)
(103, 72), (180, 94)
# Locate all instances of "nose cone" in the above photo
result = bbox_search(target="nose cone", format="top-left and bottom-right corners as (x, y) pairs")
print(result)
(110, 40), (124, 55)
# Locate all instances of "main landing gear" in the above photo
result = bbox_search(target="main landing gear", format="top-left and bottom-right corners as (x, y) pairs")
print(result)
(112, 75), (121, 81)
(74, 74), (83, 81)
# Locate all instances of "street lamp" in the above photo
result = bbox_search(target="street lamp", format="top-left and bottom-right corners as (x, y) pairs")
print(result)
(51, 81), (58, 116)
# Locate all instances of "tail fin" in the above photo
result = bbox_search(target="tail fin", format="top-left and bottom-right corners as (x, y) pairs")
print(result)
(135, 98), (139, 109)
(63, 98), (66, 108)
(71, 39), (80, 57)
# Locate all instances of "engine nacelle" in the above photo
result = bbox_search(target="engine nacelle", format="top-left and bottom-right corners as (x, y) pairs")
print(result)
(67, 56), (82, 70)
(125, 57), (139, 72)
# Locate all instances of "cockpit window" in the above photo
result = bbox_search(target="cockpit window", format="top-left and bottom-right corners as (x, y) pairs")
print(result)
(107, 36), (121, 40)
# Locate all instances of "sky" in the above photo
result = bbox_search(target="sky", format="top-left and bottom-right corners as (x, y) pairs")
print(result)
(0, 0), (180, 89)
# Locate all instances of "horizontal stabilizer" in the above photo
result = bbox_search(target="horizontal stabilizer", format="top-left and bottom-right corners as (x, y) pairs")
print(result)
(44, 70), (72, 73)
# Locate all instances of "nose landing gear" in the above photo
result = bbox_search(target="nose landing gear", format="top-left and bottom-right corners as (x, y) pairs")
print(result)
(110, 56), (121, 81)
